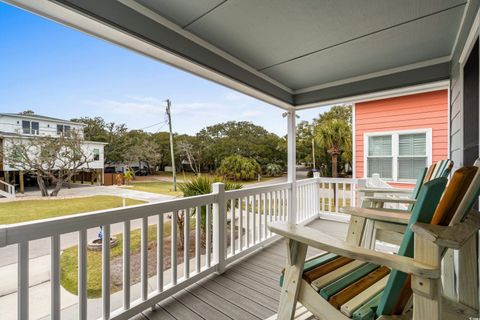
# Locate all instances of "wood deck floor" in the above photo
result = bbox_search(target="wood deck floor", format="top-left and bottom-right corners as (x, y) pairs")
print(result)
(136, 219), (348, 320)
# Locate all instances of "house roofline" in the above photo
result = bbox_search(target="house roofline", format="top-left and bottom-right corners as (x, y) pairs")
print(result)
(0, 113), (87, 126)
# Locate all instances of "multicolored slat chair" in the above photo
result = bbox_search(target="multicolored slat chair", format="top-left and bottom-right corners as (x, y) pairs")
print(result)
(271, 163), (480, 320)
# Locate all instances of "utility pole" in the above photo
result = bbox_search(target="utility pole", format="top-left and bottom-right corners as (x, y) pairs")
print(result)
(166, 99), (177, 191)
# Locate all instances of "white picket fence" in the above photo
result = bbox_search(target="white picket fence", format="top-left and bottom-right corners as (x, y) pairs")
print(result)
(0, 176), (363, 320)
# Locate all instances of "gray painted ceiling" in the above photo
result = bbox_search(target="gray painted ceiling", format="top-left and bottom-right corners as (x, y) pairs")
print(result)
(134, 0), (466, 91)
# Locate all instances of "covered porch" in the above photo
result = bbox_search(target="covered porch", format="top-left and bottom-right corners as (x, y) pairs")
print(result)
(1, 0), (479, 319)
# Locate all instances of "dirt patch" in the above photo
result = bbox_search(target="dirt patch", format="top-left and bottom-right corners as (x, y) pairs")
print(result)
(110, 228), (236, 290)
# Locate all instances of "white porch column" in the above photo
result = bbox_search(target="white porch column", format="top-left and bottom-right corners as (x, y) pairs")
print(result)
(287, 110), (297, 224)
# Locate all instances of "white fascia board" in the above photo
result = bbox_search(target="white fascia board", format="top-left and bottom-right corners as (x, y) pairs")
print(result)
(295, 80), (451, 110)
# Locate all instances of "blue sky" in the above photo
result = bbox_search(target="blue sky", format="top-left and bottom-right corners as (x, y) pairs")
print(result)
(0, 2), (325, 136)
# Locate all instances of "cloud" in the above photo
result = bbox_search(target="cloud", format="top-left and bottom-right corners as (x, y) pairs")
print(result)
(240, 110), (263, 118)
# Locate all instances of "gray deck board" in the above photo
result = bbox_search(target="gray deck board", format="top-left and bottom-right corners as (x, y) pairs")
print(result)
(200, 279), (273, 318)
(144, 219), (347, 320)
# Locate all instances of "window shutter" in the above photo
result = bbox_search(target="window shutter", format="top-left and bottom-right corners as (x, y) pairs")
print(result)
(368, 136), (392, 156)
(399, 134), (426, 156)
(398, 133), (427, 180)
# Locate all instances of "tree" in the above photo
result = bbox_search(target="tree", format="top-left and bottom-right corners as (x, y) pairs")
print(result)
(196, 121), (286, 170)
(315, 118), (352, 177)
(71, 117), (128, 164)
(177, 137), (203, 175)
(2, 131), (94, 196)
(217, 155), (261, 181)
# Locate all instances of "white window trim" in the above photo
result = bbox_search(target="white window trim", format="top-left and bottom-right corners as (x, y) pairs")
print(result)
(363, 128), (432, 183)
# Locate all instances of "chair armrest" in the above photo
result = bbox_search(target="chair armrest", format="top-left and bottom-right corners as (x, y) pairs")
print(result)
(269, 222), (439, 279)
(356, 187), (413, 195)
(362, 196), (416, 205)
(412, 210), (480, 249)
(341, 207), (410, 225)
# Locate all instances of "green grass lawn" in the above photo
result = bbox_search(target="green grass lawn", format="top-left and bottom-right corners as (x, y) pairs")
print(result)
(127, 175), (279, 196)
(125, 181), (183, 196)
(0, 196), (145, 225)
(60, 224), (162, 298)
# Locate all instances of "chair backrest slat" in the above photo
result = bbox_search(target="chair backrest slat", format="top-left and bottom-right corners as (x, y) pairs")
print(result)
(377, 177), (448, 316)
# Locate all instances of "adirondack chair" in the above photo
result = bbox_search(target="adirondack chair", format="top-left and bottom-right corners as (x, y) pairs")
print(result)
(360, 159), (453, 210)
(271, 163), (480, 320)
(345, 159), (454, 248)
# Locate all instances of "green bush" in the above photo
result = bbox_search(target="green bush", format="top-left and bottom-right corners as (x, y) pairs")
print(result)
(216, 155), (261, 181)
(264, 163), (283, 177)
(179, 176), (242, 238)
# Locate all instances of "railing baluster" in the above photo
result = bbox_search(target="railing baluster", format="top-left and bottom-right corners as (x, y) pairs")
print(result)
(322, 182), (326, 213)
(18, 241), (29, 320)
(206, 205), (211, 267)
(252, 195), (257, 244)
(141, 217), (148, 301)
(309, 185), (312, 218)
(335, 183), (339, 213)
(230, 199), (235, 255)
(196, 205), (201, 273)
(343, 183), (347, 209)
(268, 192), (272, 236)
(184, 209), (190, 279)
(299, 187), (303, 221)
(263, 193), (267, 240)
(51, 235), (60, 320)
(123, 220), (131, 309)
(351, 182), (355, 207)
(102, 224), (111, 320)
(246, 196), (250, 247)
(157, 214), (163, 292)
(238, 198), (243, 250)
(273, 191), (277, 222)
(257, 194), (261, 241)
(78, 229), (87, 320)
(329, 182), (333, 212)
(171, 211), (178, 285)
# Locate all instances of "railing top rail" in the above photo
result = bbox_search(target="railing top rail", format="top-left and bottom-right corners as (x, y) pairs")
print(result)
(295, 178), (318, 186)
(0, 179), (14, 188)
(0, 192), (215, 246)
(225, 181), (291, 199)
(317, 177), (359, 183)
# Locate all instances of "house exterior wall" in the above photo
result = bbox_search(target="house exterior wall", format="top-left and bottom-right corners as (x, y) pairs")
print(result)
(0, 114), (105, 171)
(355, 89), (449, 187)
(1, 138), (105, 171)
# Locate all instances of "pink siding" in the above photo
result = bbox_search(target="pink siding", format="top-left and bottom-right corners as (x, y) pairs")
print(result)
(355, 90), (449, 187)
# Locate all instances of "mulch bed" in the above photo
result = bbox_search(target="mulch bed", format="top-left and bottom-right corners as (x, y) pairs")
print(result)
(110, 228), (237, 289)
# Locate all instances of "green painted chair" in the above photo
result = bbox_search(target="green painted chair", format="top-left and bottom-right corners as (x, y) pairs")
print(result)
(271, 163), (480, 320)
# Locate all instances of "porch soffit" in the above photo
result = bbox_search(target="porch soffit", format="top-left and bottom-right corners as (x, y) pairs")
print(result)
(6, 0), (475, 109)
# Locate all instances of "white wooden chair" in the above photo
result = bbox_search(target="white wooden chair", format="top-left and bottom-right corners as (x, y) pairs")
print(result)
(270, 164), (480, 320)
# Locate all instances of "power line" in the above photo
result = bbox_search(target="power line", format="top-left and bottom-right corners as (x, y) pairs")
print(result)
(138, 120), (168, 131)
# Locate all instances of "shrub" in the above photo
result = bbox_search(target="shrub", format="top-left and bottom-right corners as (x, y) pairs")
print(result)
(264, 163), (283, 177)
(216, 155), (261, 181)
(179, 176), (242, 246)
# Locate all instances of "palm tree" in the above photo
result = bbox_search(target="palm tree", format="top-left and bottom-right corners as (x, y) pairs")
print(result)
(315, 119), (352, 177)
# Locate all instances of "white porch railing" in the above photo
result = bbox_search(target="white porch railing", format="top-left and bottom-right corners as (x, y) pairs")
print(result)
(0, 177), (362, 320)
(0, 179), (15, 198)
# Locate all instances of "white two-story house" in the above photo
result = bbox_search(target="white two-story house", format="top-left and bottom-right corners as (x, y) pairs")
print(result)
(0, 112), (106, 195)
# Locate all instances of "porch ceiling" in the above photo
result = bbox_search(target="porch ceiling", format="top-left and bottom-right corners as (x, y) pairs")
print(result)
(7, 0), (475, 108)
